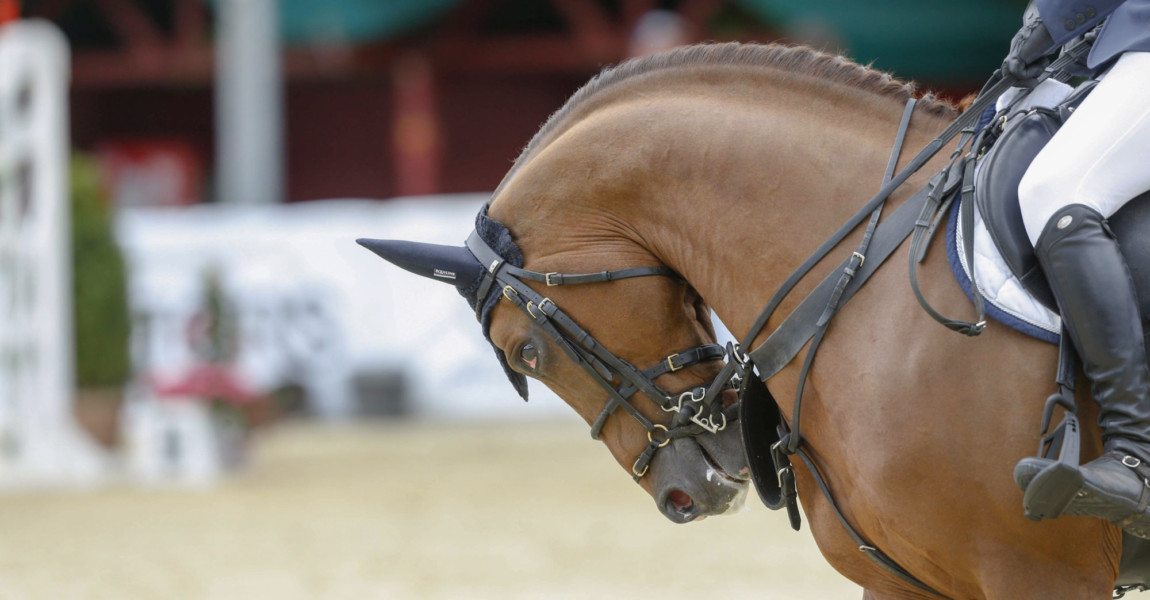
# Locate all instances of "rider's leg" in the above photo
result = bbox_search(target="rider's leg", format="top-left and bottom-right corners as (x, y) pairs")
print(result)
(1015, 52), (1150, 537)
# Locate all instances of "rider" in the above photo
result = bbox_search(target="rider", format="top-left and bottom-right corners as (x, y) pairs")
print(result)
(1004, 0), (1150, 537)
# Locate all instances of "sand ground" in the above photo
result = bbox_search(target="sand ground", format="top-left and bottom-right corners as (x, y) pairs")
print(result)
(0, 420), (863, 599)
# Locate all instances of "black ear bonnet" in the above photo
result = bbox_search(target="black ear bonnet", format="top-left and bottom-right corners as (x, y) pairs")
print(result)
(457, 205), (530, 400)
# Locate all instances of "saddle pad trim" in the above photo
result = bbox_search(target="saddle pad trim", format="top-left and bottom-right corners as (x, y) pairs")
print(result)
(946, 194), (1060, 345)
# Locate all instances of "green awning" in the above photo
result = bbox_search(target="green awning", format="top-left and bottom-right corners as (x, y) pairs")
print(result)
(278, 0), (466, 44)
(270, 0), (1019, 82)
(733, 0), (1021, 81)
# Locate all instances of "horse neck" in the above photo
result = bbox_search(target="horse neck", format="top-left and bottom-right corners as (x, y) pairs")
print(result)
(614, 89), (954, 344)
(493, 74), (953, 343)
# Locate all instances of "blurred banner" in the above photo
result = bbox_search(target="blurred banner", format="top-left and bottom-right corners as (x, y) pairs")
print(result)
(115, 195), (572, 422)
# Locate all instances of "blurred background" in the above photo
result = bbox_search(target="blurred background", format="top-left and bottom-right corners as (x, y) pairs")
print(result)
(0, 1), (1020, 598)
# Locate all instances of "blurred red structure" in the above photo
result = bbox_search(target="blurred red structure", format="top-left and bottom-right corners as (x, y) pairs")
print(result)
(391, 52), (442, 197)
(0, 0), (18, 24)
(97, 140), (202, 207)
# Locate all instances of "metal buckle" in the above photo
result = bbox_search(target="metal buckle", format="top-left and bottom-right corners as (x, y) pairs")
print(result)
(1123, 456), (1142, 469)
(775, 464), (790, 488)
(690, 406), (726, 434)
(728, 342), (747, 367)
(545, 272), (561, 286)
(666, 353), (682, 372)
(502, 285), (519, 302)
(851, 251), (866, 266)
(648, 424), (671, 448)
(526, 297), (554, 320)
(632, 461), (649, 478)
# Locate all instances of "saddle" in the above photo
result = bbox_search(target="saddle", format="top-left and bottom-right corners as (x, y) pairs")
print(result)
(973, 81), (1150, 331)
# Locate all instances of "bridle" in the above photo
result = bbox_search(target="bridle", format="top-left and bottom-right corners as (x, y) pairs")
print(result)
(465, 231), (743, 481)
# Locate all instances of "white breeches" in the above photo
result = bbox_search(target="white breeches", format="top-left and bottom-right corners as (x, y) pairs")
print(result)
(1019, 51), (1150, 246)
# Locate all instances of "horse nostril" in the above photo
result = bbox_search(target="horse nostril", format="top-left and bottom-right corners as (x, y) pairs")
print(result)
(667, 489), (694, 513)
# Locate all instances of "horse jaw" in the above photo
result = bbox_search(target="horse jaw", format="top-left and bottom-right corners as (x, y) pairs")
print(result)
(649, 421), (750, 523)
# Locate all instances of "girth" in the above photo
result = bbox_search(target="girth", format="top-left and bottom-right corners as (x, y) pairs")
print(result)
(464, 231), (741, 481)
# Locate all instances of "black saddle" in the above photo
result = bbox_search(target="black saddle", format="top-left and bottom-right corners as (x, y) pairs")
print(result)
(973, 81), (1150, 330)
(971, 82), (1150, 589)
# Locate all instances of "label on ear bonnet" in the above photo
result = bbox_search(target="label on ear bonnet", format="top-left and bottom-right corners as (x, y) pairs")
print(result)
(433, 268), (457, 280)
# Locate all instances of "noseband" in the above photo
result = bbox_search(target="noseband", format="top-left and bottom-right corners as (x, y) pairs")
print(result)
(465, 231), (742, 481)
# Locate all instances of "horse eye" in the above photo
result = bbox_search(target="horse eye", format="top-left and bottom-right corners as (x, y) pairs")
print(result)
(520, 343), (539, 370)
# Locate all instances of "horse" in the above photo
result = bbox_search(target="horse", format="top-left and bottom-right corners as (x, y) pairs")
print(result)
(360, 43), (1125, 599)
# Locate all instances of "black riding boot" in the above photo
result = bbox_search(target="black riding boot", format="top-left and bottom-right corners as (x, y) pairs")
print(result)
(1014, 204), (1150, 539)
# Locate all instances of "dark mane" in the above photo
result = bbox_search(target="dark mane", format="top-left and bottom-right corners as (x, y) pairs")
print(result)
(498, 42), (956, 194)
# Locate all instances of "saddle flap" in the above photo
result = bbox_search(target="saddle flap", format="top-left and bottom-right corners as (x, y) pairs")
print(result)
(972, 81), (1101, 314)
(972, 108), (1062, 312)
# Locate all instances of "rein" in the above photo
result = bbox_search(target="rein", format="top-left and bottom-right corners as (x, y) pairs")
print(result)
(464, 232), (742, 481)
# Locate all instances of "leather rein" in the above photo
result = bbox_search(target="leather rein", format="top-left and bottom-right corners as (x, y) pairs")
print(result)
(464, 232), (743, 481)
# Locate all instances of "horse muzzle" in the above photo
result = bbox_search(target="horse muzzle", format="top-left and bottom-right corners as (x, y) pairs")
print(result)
(650, 425), (749, 523)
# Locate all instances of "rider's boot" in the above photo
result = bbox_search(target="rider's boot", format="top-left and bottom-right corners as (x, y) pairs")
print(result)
(1014, 204), (1150, 539)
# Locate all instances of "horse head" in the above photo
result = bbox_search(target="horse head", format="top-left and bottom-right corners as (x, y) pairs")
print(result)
(359, 199), (749, 522)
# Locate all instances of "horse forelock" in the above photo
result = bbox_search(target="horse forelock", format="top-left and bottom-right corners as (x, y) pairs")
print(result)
(491, 42), (958, 202)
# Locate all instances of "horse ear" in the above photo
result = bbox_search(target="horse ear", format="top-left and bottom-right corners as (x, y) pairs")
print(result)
(356, 238), (484, 289)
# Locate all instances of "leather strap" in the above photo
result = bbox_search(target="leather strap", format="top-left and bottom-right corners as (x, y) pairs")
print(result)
(592, 343), (726, 439)
(506, 266), (680, 286)
(747, 182), (929, 378)
(792, 447), (955, 599)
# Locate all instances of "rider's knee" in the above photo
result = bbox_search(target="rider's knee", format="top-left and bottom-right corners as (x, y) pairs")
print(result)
(1017, 150), (1084, 245)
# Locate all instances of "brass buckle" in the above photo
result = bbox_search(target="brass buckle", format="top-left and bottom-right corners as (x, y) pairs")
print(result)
(632, 461), (649, 478)
(666, 353), (682, 372)
(502, 285), (519, 302)
(851, 251), (866, 266)
(545, 272), (561, 286)
(526, 297), (554, 320)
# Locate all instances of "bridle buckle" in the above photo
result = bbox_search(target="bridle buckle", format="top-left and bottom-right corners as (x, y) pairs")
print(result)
(545, 272), (561, 286)
(666, 353), (682, 372)
(526, 297), (554, 320)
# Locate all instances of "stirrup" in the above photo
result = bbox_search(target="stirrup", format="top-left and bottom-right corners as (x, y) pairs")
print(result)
(1017, 327), (1083, 520)
(1019, 358), (1083, 521)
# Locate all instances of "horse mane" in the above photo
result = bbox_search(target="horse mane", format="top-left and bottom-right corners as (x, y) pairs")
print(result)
(501, 42), (956, 192)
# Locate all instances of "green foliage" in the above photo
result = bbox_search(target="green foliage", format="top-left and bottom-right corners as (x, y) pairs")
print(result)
(71, 154), (130, 388)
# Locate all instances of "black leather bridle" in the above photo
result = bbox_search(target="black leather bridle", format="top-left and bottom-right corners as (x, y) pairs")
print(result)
(465, 231), (742, 481)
